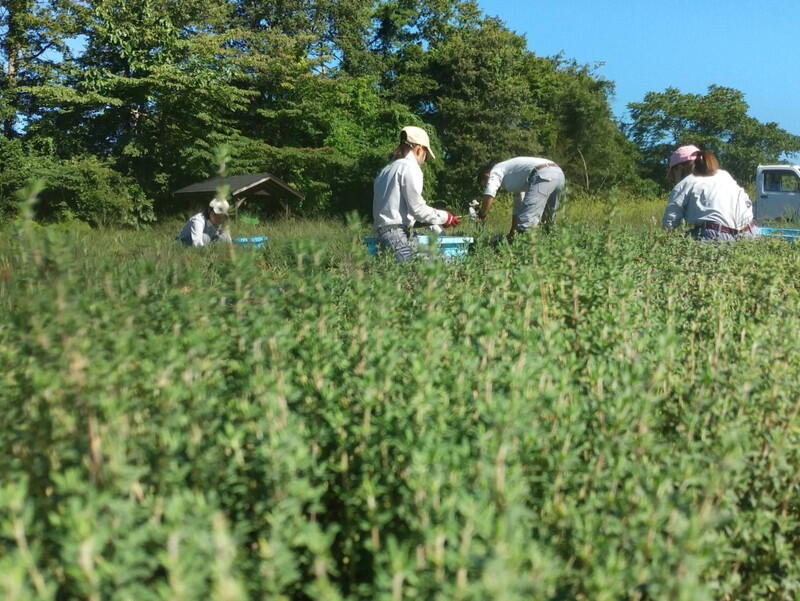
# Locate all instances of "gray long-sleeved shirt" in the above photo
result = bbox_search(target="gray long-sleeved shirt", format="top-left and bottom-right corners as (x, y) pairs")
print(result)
(178, 212), (223, 246)
(662, 170), (753, 230)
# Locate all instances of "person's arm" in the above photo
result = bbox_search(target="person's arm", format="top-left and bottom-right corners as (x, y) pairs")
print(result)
(478, 168), (503, 220)
(402, 165), (453, 225)
(662, 183), (688, 230)
(478, 194), (494, 220)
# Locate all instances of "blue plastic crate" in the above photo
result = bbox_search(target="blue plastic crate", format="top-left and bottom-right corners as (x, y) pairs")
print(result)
(233, 236), (268, 249)
(364, 235), (474, 259)
(757, 227), (800, 241)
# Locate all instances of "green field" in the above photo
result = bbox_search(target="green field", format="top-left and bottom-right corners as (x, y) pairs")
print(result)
(3, 200), (800, 601)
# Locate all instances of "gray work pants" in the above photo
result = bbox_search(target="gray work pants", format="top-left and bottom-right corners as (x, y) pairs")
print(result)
(514, 166), (566, 232)
(375, 226), (417, 263)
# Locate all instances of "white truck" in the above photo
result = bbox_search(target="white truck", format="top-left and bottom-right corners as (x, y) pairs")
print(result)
(754, 164), (800, 221)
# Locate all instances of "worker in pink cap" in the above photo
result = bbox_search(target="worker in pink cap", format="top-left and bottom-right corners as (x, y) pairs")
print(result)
(662, 145), (756, 241)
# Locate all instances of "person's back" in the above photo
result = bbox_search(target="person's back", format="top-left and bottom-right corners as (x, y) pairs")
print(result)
(662, 146), (755, 239)
(667, 169), (753, 230)
(484, 157), (554, 196)
(373, 153), (424, 228)
(477, 156), (565, 237)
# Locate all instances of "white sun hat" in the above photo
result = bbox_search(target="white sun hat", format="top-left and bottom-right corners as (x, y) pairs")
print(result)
(209, 198), (230, 215)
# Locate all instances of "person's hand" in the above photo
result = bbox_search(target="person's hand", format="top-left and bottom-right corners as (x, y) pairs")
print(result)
(443, 212), (460, 227)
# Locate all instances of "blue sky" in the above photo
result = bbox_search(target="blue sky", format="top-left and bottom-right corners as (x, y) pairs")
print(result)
(477, 0), (800, 141)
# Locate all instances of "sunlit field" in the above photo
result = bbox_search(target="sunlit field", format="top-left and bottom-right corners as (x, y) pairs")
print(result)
(2, 195), (800, 601)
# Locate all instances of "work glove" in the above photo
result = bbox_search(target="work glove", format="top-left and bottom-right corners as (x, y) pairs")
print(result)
(443, 212), (460, 227)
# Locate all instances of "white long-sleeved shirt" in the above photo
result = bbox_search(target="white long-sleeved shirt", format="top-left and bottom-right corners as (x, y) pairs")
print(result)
(662, 170), (753, 230)
(373, 152), (448, 229)
(178, 212), (223, 246)
(483, 157), (555, 204)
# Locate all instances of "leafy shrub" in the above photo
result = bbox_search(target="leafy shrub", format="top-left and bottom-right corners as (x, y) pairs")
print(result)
(0, 137), (38, 222)
(2, 220), (800, 600)
(0, 140), (155, 227)
(32, 156), (154, 227)
(227, 141), (401, 217)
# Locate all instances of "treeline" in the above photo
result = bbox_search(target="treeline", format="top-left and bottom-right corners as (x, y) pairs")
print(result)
(1, 0), (799, 226)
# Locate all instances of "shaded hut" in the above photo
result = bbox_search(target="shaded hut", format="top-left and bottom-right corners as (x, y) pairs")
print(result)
(173, 173), (303, 220)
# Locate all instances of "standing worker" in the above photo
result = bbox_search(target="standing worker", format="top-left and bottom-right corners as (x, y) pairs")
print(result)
(373, 126), (459, 262)
(662, 145), (755, 241)
(177, 197), (232, 247)
(477, 157), (566, 239)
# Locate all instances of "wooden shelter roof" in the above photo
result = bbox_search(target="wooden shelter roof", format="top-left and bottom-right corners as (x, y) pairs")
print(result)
(173, 173), (303, 212)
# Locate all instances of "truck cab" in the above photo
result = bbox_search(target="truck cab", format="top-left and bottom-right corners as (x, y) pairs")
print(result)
(755, 164), (800, 222)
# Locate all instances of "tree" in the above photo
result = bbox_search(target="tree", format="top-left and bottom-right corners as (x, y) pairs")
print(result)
(0, 0), (88, 137)
(387, 14), (641, 202)
(626, 85), (800, 185)
(525, 55), (642, 192)
(30, 0), (258, 204)
(418, 17), (540, 202)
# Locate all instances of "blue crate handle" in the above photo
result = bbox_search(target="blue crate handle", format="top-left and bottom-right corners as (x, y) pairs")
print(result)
(758, 227), (800, 241)
(234, 236), (268, 248)
(364, 235), (473, 258)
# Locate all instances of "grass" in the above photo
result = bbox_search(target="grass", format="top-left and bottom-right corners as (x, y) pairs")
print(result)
(3, 195), (800, 601)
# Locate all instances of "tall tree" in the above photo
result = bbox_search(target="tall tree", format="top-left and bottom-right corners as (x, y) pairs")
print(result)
(419, 17), (541, 201)
(626, 85), (800, 184)
(0, 0), (87, 137)
(33, 0), (258, 201)
(525, 55), (641, 192)
(386, 13), (641, 201)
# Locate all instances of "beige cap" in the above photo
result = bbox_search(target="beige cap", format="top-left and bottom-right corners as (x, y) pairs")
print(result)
(401, 125), (436, 159)
(209, 198), (230, 215)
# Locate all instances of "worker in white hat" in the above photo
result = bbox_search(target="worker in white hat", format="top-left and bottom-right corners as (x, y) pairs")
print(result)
(372, 125), (459, 262)
(177, 197), (232, 247)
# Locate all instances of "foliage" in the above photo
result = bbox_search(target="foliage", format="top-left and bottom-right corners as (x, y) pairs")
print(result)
(626, 85), (800, 186)
(419, 18), (542, 201)
(3, 1), (799, 221)
(2, 214), (800, 599)
(0, 0), (89, 136)
(0, 136), (36, 220)
(31, 155), (154, 226)
(0, 137), (153, 226)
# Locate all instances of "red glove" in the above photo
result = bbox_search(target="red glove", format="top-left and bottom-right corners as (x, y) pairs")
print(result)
(443, 212), (460, 227)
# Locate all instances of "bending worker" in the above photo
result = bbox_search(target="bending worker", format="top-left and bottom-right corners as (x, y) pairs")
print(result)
(662, 145), (755, 241)
(178, 197), (232, 247)
(477, 157), (565, 238)
(373, 125), (459, 262)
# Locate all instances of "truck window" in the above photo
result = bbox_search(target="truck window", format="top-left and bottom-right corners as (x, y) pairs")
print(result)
(764, 170), (800, 193)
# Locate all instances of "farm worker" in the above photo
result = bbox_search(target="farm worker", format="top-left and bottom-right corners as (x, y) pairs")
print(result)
(177, 197), (232, 247)
(477, 157), (565, 239)
(662, 145), (756, 241)
(373, 125), (460, 262)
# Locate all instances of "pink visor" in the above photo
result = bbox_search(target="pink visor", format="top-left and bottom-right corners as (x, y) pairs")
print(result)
(669, 145), (701, 168)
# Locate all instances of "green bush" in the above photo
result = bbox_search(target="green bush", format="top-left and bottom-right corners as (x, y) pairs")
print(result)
(32, 156), (154, 227)
(0, 140), (155, 227)
(0, 138), (38, 222)
(2, 220), (800, 600)
(227, 141), (405, 217)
